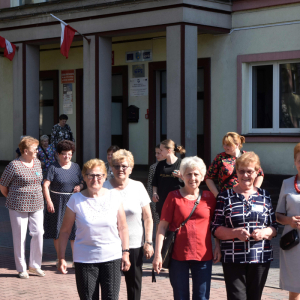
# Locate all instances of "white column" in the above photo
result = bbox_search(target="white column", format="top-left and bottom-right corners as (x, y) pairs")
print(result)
(184, 25), (198, 157)
(83, 36), (96, 162)
(98, 36), (112, 161)
(25, 44), (40, 139)
(13, 43), (23, 149)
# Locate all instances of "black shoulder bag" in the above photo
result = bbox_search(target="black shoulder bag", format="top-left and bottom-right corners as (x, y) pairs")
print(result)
(280, 229), (299, 250)
(152, 191), (202, 282)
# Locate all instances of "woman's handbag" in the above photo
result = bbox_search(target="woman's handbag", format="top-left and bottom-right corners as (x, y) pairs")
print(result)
(161, 190), (202, 269)
(280, 229), (299, 250)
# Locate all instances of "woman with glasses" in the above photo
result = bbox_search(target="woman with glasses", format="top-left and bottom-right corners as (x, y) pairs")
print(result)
(58, 159), (130, 300)
(212, 152), (277, 300)
(43, 140), (83, 265)
(0, 136), (45, 278)
(205, 132), (264, 198)
(103, 149), (153, 300)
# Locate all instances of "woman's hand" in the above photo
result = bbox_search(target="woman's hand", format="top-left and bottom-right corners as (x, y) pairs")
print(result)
(152, 193), (159, 202)
(73, 185), (81, 193)
(234, 228), (250, 241)
(172, 170), (182, 180)
(153, 255), (163, 274)
(289, 216), (300, 229)
(57, 259), (68, 274)
(47, 201), (55, 213)
(121, 253), (131, 272)
(213, 245), (221, 264)
(143, 243), (154, 260)
(251, 229), (265, 241)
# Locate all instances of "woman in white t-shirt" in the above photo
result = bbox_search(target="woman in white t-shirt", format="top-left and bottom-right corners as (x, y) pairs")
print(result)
(103, 149), (154, 300)
(58, 159), (130, 300)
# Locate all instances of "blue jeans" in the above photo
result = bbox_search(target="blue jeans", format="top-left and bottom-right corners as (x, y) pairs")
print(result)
(169, 259), (212, 300)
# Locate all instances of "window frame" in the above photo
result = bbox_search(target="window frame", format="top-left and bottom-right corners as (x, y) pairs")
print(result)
(249, 60), (300, 134)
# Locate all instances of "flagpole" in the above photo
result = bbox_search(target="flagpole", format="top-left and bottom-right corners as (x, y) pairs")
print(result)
(50, 14), (90, 44)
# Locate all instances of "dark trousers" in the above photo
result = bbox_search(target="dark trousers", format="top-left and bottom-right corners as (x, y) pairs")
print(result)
(222, 262), (270, 300)
(124, 246), (143, 300)
(75, 259), (121, 300)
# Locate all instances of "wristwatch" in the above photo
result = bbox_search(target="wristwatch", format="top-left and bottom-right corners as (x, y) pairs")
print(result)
(145, 241), (153, 246)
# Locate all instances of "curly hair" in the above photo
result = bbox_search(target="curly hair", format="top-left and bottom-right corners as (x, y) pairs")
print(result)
(236, 151), (261, 171)
(19, 136), (39, 154)
(82, 159), (106, 177)
(179, 156), (206, 178)
(56, 140), (75, 154)
(112, 149), (134, 168)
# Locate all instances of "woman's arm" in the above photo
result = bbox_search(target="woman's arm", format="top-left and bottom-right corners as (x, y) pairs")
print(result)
(43, 180), (55, 213)
(152, 220), (169, 274)
(276, 212), (300, 229)
(152, 186), (159, 202)
(117, 203), (131, 272)
(142, 204), (154, 259)
(0, 185), (8, 197)
(214, 226), (250, 241)
(205, 179), (219, 198)
(58, 207), (76, 274)
(254, 175), (263, 188)
(213, 238), (221, 263)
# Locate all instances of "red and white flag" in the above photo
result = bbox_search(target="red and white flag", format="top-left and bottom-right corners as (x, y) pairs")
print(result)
(0, 36), (16, 61)
(51, 14), (77, 59)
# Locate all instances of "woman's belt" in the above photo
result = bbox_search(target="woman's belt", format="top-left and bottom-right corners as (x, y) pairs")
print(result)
(50, 190), (74, 195)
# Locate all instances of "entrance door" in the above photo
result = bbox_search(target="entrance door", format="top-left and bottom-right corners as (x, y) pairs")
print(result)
(111, 66), (128, 149)
(39, 70), (59, 138)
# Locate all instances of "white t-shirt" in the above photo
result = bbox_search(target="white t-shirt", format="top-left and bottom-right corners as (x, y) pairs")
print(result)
(67, 191), (122, 263)
(103, 179), (151, 249)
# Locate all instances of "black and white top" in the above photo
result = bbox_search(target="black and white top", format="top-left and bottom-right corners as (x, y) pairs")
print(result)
(50, 123), (75, 147)
(211, 188), (277, 264)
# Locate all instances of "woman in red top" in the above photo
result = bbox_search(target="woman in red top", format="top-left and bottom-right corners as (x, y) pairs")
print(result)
(153, 156), (221, 300)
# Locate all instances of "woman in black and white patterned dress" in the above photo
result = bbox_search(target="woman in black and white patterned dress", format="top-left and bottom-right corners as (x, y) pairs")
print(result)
(146, 145), (163, 226)
(43, 140), (83, 264)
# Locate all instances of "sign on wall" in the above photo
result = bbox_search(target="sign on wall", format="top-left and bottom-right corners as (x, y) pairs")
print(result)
(126, 50), (152, 63)
(132, 64), (145, 78)
(61, 69), (75, 83)
(63, 83), (73, 114)
(130, 78), (148, 97)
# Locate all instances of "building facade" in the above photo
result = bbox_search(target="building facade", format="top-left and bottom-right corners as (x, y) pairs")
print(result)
(0, 0), (299, 174)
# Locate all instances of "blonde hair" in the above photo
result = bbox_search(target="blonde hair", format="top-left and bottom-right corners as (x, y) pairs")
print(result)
(112, 149), (134, 168)
(236, 151), (261, 171)
(160, 139), (186, 155)
(82, 159), (107, 177)
(222, 132), (245, 149)
(294, 143), (300, 159)
(180, 156), (206, 178)
(19, 136), (39, 154)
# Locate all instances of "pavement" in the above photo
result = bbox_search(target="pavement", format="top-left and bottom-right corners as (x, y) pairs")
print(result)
(0, 195), (290, 300)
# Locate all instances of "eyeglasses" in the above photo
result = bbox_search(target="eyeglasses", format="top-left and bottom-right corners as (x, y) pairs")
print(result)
(29, 147), (39, 152)
(113, 165), (129, 171)
(86, 173), (106, 180)
(237, 170), (256, 176)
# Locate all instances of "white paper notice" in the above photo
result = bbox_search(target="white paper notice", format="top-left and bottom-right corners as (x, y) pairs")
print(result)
(130, 77), (148, 96)
(63, 83), (73, 114)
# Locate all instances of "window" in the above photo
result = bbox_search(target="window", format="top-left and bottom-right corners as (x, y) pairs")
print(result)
(250, 61), (300, 133)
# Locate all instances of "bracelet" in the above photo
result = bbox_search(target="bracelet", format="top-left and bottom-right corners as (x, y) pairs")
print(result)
(145, 241), (153, 246)
(122, 249), (130, 253)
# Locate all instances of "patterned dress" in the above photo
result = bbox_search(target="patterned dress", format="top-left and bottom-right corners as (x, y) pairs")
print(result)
(146, 162), (160, 224)
(205, 151), (264, 193)
(50, 123), (75, 148)
(37, 144), (56, 179)
(0, 158), (43, 212)
(44, 162), (83, 240)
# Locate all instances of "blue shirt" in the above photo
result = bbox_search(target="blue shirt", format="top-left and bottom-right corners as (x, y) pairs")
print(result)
(211, 188), (277, 263)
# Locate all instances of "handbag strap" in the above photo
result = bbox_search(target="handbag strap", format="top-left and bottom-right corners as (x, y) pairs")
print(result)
(176, 190), (202, 231)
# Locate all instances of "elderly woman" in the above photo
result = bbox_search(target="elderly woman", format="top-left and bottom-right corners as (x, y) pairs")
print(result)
(153, 156), (220, 300)
(105, 145), (120, 181)
(276, 143), (300, 300)
(43, 140), (83, 263)
(152, 139), (186, 219)
(103, 149), (153, 300)
(0, 136), (45, 278)
(147, 145), (163, 228)
(212, 152), (277, 300)
(58, 159), (130, 300)
(205, 132), (264, 197)
(37, 135), (56, 178)
(50, 114), (75, 148)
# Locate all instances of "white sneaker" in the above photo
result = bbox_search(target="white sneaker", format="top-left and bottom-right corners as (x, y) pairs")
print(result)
(18, 271), (29, 279)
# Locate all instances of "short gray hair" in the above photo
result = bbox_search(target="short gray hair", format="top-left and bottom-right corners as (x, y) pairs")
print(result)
(40, 135), (49, 142)
(179, 156), (206, 178)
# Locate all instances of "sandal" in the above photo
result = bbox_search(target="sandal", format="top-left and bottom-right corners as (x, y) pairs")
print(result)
(28, 267), (45, 277)
(18, 271), (29, 279)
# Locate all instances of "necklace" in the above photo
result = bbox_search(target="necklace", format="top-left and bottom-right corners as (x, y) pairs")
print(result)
(294, 174), (300, 193)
